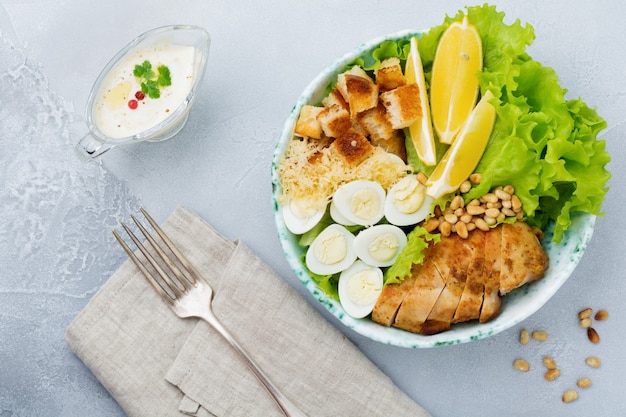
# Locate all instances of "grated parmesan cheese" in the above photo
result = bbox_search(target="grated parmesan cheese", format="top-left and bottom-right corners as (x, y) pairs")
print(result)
(278, 137), (411, 210)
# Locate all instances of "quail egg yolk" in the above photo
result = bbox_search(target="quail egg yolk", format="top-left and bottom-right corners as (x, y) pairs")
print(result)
(351, 189), (381, 221)
(290, 198), (319, 219)
(393, 176), (425, 214)
(314, 229), (347, 265)
(368, 233), (400, 263)
(346, 269), (382, 305)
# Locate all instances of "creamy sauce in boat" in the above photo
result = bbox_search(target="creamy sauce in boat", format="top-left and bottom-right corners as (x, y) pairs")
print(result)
(93, 43), (196, 139)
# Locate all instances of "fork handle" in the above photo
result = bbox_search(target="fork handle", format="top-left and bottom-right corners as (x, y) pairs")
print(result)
(198, 311), (308, 417)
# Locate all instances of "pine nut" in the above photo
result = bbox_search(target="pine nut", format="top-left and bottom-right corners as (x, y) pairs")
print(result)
(456, 221), (469, 239)
(466, 205), (485, 215)
(468, 198), (480, 206)
(424, 218), (440, 233)
(495, 189), (512, 201)
(511, 195), (522, 211)
(444, 213), (458, 224)
(503, 184), (515, 195)
(501, 199), (512, 209)
(483, 215), (496, 226)
(532, 331), (548, 341)
(544, 369), (560, 381)
(595, 309), (609, 321)
(501, 208), (516, 217)
(519, 329), (529, 345)
(475, 218), (490, 231)
(516, 211), (524, 220)
(439, 221), (451, 237)
(562, 389), (578, 403)
(579, 318), (592, 328)
(417, 172), (428, 185)
(485, 208), (501, 218)
(578, 308), (593, 319)
(585, 356), (601, 368)
(482, 193), (498, 203)
(577, 377), (592, 388)
(513, 359), (530, 372)
(543, 356), (556, 370)
(450, 195), (464, 210)
(459, 180), (472, 193)
(460, 213), (473, 223)
(454, 207), (465, 217)
(469, 173), (482, 184)
(587, 327), (600, 344)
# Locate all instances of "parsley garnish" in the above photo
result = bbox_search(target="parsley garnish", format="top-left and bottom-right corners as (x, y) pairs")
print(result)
(133, 60), (172, 99)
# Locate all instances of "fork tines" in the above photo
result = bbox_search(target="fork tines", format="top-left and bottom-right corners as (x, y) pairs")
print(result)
(113, 207), (199, 302)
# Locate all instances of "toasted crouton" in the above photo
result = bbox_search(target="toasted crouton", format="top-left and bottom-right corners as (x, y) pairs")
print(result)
(371, 130), (407, 162)
(336, 66), (378, 117)
(316, 104), (352, 138)
(329, 128), (374, 166)
(294, 105), (324, 139)
(356, 101), (395, 142)
(321, 89), (349, 111)
(375, 57), (407, 92)
(380, 83), (422, 129)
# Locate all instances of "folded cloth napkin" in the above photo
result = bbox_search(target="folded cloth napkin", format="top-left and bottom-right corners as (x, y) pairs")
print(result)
(66, 206), (431, 417)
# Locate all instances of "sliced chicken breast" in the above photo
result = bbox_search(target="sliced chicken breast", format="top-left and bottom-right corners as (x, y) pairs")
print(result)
(452, 231), (486, 323)
(500, 222), (549, 295)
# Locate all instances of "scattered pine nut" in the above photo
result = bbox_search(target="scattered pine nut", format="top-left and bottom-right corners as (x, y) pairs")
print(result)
(532, 331), (549, 341)
(513, 359), (530, 372)
(544, 369), (561, 381)
(579, 318), (592, 328)
(595, 309), (609, 321)
(587, 327), (600, 344)
(585, 356), (601, 368)
(519, 328), (529, 345)
(543, 356), (556, 370)
(416, 172), (428, 185)
(469, 173), (482, 184)
(578, 308), (593, 319)
(577, 377), (592, 388)
(562, 389), (578, 403)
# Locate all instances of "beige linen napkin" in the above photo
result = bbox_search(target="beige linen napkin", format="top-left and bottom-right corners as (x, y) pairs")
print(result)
(66, 206), (430, 417)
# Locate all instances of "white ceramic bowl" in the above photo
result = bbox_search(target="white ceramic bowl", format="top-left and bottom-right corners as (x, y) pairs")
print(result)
(270, 30), (596, 348)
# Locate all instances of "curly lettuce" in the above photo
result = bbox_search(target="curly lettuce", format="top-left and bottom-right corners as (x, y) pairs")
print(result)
(361, 4), (610, 243)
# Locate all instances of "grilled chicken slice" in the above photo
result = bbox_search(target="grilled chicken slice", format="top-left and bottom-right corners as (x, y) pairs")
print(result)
(372, 221), (549, 335)
(393, 253), (446, 333)
(452, 231), (486, 323)
(371, 270), (418, 326)
(500, 221), (548, 295)
(480, 226), (502, 323)
(420, 234), (472, 334)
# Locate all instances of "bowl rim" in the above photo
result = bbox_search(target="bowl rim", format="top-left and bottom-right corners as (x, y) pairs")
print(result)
(270, 29), (596, 348)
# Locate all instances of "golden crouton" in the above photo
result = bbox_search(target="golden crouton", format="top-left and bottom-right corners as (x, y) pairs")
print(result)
(355, 101), (395, 142)
(316, 104), (352, 138)
(321, 89), (349, 111)
(371, 130), (407, 163)
(375, 57), (407, 92)
(336, 66), (378, 117)
(329, 128), (374, 166)
(380, 83), (422, 129)
(294, 105), (323, 138)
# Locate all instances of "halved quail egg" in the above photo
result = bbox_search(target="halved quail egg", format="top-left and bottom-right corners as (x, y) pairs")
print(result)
(305, 224), (356, 275)
(384, 174), (433, 226)
(331, 180), (386, 227)
(282, 198), (326, 235)
(338, 260), (383, 318)
(353, 224), (408, 267)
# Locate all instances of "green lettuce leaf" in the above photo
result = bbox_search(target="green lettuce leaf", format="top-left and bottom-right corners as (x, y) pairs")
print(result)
(384, 226), (440, 284)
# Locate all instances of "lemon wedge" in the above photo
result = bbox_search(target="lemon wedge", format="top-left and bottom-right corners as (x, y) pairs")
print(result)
(405, 37), (437, 166)
(430, 15), (483, 144)
(426, 90), (496, 199)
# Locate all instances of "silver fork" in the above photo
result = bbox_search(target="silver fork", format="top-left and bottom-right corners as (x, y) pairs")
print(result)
(113, 207), (307, 417)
